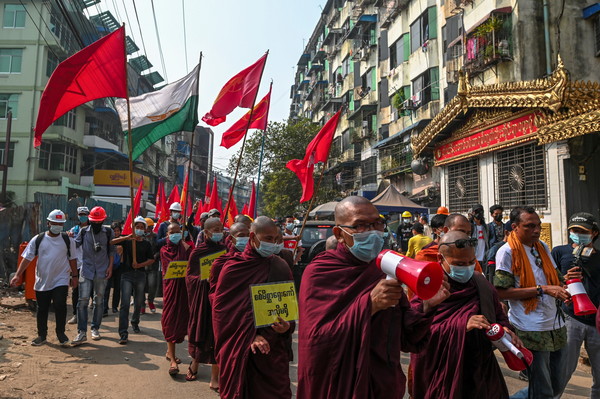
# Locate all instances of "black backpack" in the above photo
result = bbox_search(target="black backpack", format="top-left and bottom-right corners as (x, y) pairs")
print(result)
(34, 232), (71, 258)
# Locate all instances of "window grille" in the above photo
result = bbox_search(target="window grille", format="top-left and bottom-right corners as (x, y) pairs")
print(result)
(496, 143), (547, 210)
(447, 158), (479, 212)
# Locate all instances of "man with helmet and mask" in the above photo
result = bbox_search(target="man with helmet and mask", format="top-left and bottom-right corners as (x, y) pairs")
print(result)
(552, 212), (600, 398)
(297, 196), (450, 399)
(11, 210), (78, 347)
(156, 202), (184, 247)
(71, 206), (115, 345)
(397, 211), (414, 254)
(66, 206), (90, 325)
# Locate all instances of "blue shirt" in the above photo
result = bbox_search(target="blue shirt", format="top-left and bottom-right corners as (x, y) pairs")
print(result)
(75, 226), (115, 280)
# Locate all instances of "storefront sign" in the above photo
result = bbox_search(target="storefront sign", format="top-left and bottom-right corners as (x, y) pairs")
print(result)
(434, 113), (538, 165)
(93, 170), (151, 191)
(250, 281), (299, 328)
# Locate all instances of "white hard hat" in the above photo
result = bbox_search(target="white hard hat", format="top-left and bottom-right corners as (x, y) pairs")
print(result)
(169, 202), (182, 212)
(77, 206), (90, 214)
(47, 209), (66, 223)
(133, 216), (147, 227)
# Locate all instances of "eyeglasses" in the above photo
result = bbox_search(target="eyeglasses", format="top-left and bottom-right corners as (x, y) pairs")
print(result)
(438, 238), (478, 249)
(530, 247), (542, 267)
(338, 220), (386, 233)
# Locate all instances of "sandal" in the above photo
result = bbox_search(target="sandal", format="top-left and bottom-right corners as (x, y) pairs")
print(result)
(209, 386), (220, 394)
(185, 362), (198, 381)
(166, 354), (182, 364)
(168, 365), (179, 376)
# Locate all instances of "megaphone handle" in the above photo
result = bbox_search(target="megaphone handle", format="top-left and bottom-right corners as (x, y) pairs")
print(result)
(384, 275), (398, 307)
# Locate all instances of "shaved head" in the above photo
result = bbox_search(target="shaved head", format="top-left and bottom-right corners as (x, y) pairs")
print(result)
(439, 231), (469, 256)
(167, 222), (180, 233)
(204, 217), (223, 231)
(444, 213), (472, 236)
(234, 214), (252, 228)
(250, 216), (279, 245)
(229, 222), (249, 237)
(437, 230), (476, 270)
(335, 196), (376, 225)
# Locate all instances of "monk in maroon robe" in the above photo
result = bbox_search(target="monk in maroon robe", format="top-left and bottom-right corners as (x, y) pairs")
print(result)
(209, 222), (250, 306)
(411, 231), (523, 399)
(213, 216), (295, 399)
(160, 223), (192, 376)
(185, 217), (226, 387)
(297, 196), (450, 399)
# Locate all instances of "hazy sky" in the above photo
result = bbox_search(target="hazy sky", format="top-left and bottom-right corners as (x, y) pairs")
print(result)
(92, 0), (324, 171)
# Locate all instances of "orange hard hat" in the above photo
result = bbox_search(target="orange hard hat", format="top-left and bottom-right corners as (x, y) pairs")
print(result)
(88, 206), (107, 222)
(437, 206), (450, 215)
(144, 217), (155, 227)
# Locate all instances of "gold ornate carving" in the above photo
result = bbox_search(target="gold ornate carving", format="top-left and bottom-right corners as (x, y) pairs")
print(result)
(540, 223), (552, 248)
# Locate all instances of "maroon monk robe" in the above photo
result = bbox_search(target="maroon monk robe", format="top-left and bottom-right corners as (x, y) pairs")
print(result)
(297, 243), (434, 399)
(213, 245), (295, 399)
(411, 275), (511, 399)
(276, 249), (294, 270)
(160, 240), (192, 343)
(186, 238), (226, 364)
(209, 245), (237, 306)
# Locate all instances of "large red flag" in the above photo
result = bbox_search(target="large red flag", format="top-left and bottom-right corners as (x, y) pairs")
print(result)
(286, 109), (342, 202)
(201, 53), (267, 126)
(220, 85), (271, 149)
(167, 185), (180, 208)
(34, 27), (127, 146)
(122, 177), (144, 236)
(248, 181), (257, 219)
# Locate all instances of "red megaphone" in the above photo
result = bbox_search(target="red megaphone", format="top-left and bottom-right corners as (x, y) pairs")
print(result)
(485, 323), (533, 371)
(566, 278), (597, 316)
(375, 249), (444, 300)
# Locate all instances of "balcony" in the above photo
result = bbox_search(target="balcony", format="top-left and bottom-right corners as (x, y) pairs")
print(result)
(379, 143), (413, 177)
(463, 14), (513, 76)
(379, 0), (410, 29)
(351, 125), (376, 143)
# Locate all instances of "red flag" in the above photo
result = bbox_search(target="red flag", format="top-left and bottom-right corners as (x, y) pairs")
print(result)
(286, 110), (342, 202)
(208, 179), (219, 211)
(241, 203), (249, 216)
(204, 181), (211, 203)
(220, 85), (271, 149)
(194, 200), (203, 225)
(180, 168), (190, 213)
(167, 185), (180, 208)
(34, 27), (127, 146)
(248, 181), (257, 219)
(224, 188), (240, 228)
(154, 179), (165, 222)
(201, 53), (267, 126)
(122, 177), (144, 236)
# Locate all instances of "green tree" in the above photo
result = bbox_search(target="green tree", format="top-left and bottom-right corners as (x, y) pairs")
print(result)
(227, 118), (339, 217)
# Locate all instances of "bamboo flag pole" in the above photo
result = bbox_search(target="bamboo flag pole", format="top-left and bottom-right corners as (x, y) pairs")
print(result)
(223, 50), (269, 220)
(293, 165), (327, 259)
(123, 23), (137, 261)
(181, 52), (203, 235)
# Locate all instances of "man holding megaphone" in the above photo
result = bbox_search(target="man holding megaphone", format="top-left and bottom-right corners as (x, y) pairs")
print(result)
(297, 196), (450, 399)
(410, 231), (525, 398)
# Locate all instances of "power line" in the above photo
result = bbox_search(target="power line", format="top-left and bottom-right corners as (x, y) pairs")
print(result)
(131, 0), (149, 70)
(182, 0), (189, 73)
(149, 0), (169, 82)
(18, 0), (61, 60)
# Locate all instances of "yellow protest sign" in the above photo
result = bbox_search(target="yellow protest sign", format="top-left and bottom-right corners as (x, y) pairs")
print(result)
(199, 250), (226, 280)
(249, 281), (298, 328)
(164, 261), (188, 279)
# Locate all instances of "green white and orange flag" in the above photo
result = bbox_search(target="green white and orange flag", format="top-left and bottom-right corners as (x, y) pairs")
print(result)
(116, 63), (200, 160)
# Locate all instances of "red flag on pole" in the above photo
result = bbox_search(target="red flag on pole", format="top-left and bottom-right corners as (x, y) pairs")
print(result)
(154, 178), (165, 222)
(201, 53), (268, 126)
(220, 85), (271, 149)
(204, 181), (211, 203)
(180, 168), (190, 212)
(194, 200), (203, 225)
(286, 109), (342, 202)
(241, 203), (249, 217)
(208, 179), (219, 211)
(154, 181), (170, 233)
(34, 27), (127, 146)
(248, 181), (257, 219)
(224, 189), (239, 228)
(167, 185), (180, 208)
(122, 177), (144, 235)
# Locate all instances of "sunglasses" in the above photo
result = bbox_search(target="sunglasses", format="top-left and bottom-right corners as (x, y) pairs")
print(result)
(530, 247), (542, 267)
(438, 237), (478, 249)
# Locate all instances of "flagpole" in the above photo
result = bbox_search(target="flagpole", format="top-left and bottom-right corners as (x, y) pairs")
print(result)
(180, 52), (202, 236)
(293, 165), (326, 258)
(123, 23), (137, 261)
(255, 80), (272, 216)
(224, 50), (269, 219)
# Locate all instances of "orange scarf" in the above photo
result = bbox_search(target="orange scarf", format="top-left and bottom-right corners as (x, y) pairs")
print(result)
(507, 231), (560, 313)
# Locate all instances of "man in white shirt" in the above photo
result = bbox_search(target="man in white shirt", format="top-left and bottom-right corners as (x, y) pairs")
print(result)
(494, 206), (571, 399)
(10, 210), (78, 346)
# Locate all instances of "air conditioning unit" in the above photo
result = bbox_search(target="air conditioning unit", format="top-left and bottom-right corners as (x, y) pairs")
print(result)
(403, 99), (416, 110)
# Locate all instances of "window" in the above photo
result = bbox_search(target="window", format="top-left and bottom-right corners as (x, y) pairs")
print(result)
(410, 7), (437, 53)
(447, 158), (480, 213)
(3, 4), (25, 28)
(390, 34), (410, 68)
(361, 68), (376, 92)
(46, 52), (60, 77)
(0, 142), (15, 167)
(38, 142), (78, 174)
(54, 109), (76, 130)
(342, 56), (350, 76)
(496, 143), (547, 210)
(0, 94), (18, 118)
(341, 129), (351, 151)
(361, 156), (377, 186)
(0, 49), (22, 73)
(412, 68), (439, 107)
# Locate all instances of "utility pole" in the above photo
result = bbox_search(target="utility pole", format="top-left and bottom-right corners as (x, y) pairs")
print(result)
(1, 111), (13, 204)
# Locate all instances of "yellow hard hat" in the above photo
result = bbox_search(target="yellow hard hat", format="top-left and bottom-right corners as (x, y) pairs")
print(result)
(144, 217), (155, 227)
(402, 211), (412, 218)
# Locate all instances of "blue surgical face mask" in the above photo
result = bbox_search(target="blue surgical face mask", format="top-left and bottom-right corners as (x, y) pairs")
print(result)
(275, 242), (284, 254)
(255, 240), (280, 257)
(171, 212), (181, 220)
(343, 229), (384, 262)
(234, 236), (249, 252)
(285, 223), (294, 231)
(169, 233), (182, 244)
(49, 224), (63, 235)
(135, 229), (145, 237)
(79, 215), (88, 223)
(210, 232), (223, 243)
(570, 232), (593, 246)
(443, 255), (475, 283)
(184, 230), (189, 239)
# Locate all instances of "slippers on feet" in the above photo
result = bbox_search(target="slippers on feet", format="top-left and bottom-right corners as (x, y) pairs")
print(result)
(209, 386), (220, 394)
(185, 362), (198, 381)
(166, 354), (182, 364)
(168, 365), (179, 376)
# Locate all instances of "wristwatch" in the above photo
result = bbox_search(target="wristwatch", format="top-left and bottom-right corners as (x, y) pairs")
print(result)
(536, 285), (544, 297)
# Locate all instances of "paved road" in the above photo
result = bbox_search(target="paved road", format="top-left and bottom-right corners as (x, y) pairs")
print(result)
(0, 296), (593, 398)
